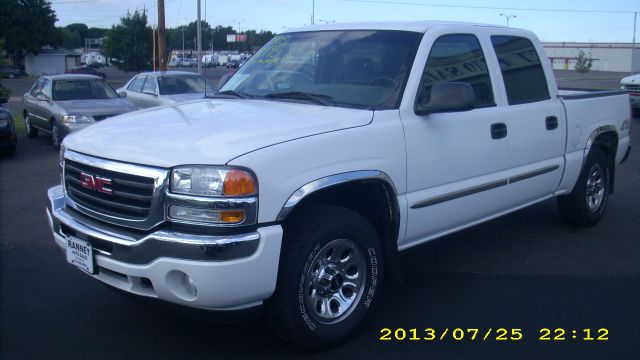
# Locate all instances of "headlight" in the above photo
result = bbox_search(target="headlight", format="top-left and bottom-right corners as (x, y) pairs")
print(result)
(171, 166), (257, 197)
(0, 119), (8, 127)
(62, 115), (94, 123)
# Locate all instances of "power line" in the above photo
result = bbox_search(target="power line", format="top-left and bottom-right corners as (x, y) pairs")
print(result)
(75, 0), (178, 24)
(340, 0), (638, 14)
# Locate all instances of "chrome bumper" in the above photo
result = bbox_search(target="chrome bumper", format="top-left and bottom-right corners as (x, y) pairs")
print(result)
(47, 185), (283, 310)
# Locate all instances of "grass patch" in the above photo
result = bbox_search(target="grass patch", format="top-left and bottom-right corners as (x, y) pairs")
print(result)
(14, 112), (25, 135)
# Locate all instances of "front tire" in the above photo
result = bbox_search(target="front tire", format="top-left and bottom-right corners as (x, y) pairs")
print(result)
(24, 114), (38, 138)
(265, 205), (383, 350)
(51, 121), (62, 148)
(557, 147), (610, 227)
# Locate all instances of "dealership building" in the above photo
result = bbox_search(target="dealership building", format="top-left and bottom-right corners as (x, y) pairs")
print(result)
(543, 42), (640, 72)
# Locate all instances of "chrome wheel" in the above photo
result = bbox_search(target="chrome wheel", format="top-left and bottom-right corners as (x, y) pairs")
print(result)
(585, 163), (605, 212)
(304, 238), (367, 324)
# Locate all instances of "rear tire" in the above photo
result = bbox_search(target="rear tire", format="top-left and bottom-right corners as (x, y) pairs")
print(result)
(265, 205), (383, 350)
(557, 147), (610, 227)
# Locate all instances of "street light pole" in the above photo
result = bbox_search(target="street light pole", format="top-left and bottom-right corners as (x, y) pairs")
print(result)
(312, 0), (315, 25)
(233, 19), (245, 52)
(499, 13), (516, 27)
(632, 11), (637, 74)
(182, 26), (185, 65)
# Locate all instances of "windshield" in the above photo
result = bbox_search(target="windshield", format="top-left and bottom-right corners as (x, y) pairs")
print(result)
(219, 30), (422, 109)
(158, 74), (215, 95)
(52, 79), (119, 101)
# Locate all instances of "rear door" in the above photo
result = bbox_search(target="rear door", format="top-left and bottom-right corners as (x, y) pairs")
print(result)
(488, 34), (566, 204)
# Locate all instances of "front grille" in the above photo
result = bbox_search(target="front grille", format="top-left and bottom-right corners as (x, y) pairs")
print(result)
(93, 114), (114, 121)
(624, 84), (640, 91)
(64, 159), (155, 220)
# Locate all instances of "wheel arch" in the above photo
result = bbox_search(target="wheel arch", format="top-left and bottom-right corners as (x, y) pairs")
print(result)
(584, 126), (618, 194)
(277, 171), (402, 279)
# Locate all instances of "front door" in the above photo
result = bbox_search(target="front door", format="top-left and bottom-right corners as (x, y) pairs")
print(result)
(399, 32), (512, 249)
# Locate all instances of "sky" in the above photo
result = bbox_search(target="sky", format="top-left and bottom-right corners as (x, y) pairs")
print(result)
(50, 0), (640, 43)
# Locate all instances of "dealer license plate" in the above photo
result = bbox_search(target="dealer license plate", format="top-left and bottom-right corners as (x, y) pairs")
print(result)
(65, 237), (94, 274)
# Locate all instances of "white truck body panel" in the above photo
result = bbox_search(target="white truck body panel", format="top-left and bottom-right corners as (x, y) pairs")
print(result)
(49, 21), (631, 313)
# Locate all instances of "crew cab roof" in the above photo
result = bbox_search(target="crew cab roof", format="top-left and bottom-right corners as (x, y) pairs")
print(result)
(284, 21), (514, 34)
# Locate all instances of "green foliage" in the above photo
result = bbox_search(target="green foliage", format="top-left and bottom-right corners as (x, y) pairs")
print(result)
(102, 10), (152, 72)
(575, 50), (594, 73)
(0, 0), (58, 63)
(165, 22), (274, 53)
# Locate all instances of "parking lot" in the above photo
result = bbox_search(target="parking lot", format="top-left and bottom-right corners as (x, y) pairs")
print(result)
(1, 72), (639, 359)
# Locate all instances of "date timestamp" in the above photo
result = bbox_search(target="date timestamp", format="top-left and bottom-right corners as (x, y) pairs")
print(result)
(379, 328), (609, 342)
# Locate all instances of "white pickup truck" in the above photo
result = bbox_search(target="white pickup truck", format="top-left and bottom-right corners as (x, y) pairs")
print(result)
(47, 22), (632, 349)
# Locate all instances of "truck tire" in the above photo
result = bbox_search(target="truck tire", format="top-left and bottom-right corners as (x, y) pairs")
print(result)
(266, 205), (383, 350)
(25, 114), (39, 138)
(557, 147), (610, 227)
(51, 120), (61, 148)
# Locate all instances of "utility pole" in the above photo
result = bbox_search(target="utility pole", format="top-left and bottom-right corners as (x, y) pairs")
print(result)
(197, 0), (202, 75)
(152, 25), (156, 71)
(157, 0), (167, 70)
(312, 0), (315, 25)
(499, 14), (516, 27)
(633, 11), (637, 74)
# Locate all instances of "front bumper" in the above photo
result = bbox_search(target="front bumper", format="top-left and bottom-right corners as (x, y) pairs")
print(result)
(47, 185), (283, 310)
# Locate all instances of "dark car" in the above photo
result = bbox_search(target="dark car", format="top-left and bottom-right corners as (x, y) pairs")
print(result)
(0, 65), (22, 79)
(65, 65), (106, 79)
(0, 96), (17, 155)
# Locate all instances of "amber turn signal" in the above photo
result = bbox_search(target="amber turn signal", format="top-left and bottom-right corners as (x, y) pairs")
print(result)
(223, 170), (257, 196)
(220, 210), (246, 223)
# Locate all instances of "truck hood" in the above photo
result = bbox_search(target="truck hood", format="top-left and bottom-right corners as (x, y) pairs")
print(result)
(58, 98), (137, 115)
(621, 73), (640, 84)
(63, 98), (373, 168)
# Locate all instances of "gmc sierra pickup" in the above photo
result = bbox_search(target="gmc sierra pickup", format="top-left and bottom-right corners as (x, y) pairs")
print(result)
(47, 22), (632, 349)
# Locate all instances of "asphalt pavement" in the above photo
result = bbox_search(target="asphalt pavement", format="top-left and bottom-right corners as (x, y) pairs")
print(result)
(1, 75), (639, 359)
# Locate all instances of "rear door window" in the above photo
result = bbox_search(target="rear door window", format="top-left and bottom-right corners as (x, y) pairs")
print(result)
(490, 36), (550, 105)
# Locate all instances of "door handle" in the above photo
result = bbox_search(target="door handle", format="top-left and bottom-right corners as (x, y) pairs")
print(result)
(546, 116), (558, 130)
(491, 122), (507, 139)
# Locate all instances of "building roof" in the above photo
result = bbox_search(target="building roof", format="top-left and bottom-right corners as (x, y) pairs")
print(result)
(27, 48), (82, 56)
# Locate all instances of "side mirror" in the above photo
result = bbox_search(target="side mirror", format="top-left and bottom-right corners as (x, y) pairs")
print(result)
(118, 91), (127, 98)
(415, 82), (476, 116)
(36, 92), (50, 102)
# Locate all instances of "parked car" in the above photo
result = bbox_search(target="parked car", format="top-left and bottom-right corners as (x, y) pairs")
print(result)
(47, 22), (631, 349)
(65, 65), (106, 79)
(117, 71), (215, 108)
(0, 96), (17, 155)
(23, 74), (137, 147)
(620, 73), (640, 116)
(0, 65), (22, 79)
(227, 59), (240, 69)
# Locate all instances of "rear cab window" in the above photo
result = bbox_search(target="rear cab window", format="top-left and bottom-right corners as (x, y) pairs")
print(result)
(490, 35), (550, 105)
(417, 34), (495, 108)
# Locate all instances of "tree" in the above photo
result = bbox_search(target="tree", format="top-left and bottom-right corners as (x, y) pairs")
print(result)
(575, 50), (594, 73)
(0, 0), (58, 64)
(102, 10), (152, 72)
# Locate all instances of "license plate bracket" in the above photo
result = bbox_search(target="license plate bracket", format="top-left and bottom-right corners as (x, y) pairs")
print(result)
(65, 236), (95, 274)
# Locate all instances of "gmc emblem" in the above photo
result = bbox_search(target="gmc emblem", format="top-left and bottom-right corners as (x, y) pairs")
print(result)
(79, 172), (113, 195)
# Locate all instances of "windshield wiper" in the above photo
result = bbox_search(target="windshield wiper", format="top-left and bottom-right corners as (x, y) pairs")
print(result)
(263, 91), (334, 106)
(209, 90), (251, 99)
